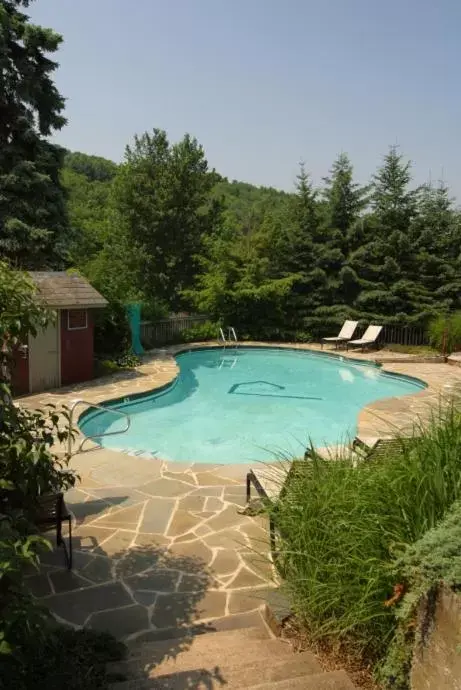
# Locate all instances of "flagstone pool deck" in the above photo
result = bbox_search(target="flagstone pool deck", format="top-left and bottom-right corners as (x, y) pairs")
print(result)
(19, 342), (461, 640)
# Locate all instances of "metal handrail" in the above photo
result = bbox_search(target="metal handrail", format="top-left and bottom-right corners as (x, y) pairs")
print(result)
(228, 326), (238, 342)
(67, 399), (131, 455)
(219, 327), (226, 342)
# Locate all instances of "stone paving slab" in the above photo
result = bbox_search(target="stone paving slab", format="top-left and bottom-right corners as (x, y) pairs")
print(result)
(26, 448), (276, 641)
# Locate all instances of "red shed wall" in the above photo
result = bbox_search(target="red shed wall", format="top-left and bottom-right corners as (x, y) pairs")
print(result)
(11, 346), (30, 396)
(60, 309), (94, 386)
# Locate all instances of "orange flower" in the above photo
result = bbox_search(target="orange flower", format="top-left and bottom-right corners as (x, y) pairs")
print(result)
(384, 583), (405, 608)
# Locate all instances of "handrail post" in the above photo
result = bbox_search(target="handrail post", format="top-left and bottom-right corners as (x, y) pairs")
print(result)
(67, 404), (75, 457)
(66, 399), (131, 457)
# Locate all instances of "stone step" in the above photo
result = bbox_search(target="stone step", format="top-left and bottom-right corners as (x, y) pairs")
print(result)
(126, 626), (272, 663)
(116, 639), (294, 681)
(248, 670), (357, 690)
(109, 669), (356, 690)
(133, 638), (292, 671)
(127, 609), (269, 646)
(113, 649), (321, 687)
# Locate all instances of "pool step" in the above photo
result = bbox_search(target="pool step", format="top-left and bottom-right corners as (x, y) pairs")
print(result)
(113, 447), (157, 459)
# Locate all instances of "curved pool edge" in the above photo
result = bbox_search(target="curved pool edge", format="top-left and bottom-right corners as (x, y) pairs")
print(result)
(77, 342), (430, 456)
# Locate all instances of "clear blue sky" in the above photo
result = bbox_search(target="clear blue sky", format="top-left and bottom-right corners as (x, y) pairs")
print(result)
(29, 0), (461, 196)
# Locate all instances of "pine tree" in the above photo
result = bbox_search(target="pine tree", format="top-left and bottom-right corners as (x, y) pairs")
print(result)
(323, 153), (369, 238)
(350, 146), (425, 320)
(372, 146), (418, 231)
(411, 183), (461, 310)
(0, 0), (69, 268)
(282, 162), (318, 275)
(320, 153), (369, 310)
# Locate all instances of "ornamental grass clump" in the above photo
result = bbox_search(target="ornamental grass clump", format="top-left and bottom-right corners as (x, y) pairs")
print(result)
(269, 402), (461, 662)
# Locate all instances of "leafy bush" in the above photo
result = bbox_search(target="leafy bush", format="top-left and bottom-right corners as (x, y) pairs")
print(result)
(269, 403), (461, 666)
(428, 311), (461, 353)
(0, 515), (51, 658)
(181, 321), (220, 343)
(293, 330), (313, 343)
(0, 379), (78, 668)
(238, 327), (312, 343)
(93, 301), (131, 358)
(0, 386), (77, 516)
(3, 624), (125, 690)
(95, 351), (141, 377)
(116, 351), (141, 368)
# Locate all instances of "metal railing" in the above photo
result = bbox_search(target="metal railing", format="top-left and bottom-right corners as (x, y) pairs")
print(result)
(380, 324), (428, 347)
(68, 399), (131, 455)
(228, 326), (238, 342)
(218, 326), (238, 349)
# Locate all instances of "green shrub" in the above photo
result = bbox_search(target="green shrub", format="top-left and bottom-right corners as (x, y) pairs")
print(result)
(238, 327), (312, 343)
(115, 351), (141, 368)
(0, 386), (77, 515)
(428, 311), (461, 353)
(95, 351), (141, 377)
(0, 381), (80, 669)
(93, 301), (131, 358)
(269, 403), (461, 665)
(3, 624), (125, 690)
(181, 321), (220, 342)
(0, 515), (51, 660)
(293, 330), (312, 343)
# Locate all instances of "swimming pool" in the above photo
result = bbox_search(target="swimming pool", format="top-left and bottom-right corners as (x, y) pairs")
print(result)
(80, 347), (425, 464)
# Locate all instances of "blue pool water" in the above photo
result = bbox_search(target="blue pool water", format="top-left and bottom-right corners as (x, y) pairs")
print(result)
(80, 347), (425, 464)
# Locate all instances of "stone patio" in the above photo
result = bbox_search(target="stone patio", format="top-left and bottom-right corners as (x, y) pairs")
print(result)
(28, 449), (275, 641)
(18, 342), (461, 641)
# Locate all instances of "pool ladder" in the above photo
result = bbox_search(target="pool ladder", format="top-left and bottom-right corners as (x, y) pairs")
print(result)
(67, 399), (131, 456)
(219, 326), (238, 349)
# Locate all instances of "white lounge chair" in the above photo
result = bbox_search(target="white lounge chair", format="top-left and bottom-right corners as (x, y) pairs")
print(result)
(321, 320), (358, 349)
(347, 324), (382, 351)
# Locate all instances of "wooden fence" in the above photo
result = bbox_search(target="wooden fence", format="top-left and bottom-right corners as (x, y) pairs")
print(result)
(140, 314), (210, 347)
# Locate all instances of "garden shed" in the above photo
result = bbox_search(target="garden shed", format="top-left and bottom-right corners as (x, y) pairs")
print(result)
(12, 272), (107, 395)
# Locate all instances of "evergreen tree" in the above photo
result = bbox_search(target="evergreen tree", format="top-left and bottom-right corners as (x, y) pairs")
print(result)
(0, 0), (69, 268)
(275, 162), (318, 278)
(411, 182), (461, 310)
(319, 153), (369, 310)
(350, 146), (425, 320)
(372, 146), (418, 231)
(323, 153), (369, 238)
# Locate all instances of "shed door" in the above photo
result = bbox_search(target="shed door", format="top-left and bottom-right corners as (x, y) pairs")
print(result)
(29, 316), (60, 392)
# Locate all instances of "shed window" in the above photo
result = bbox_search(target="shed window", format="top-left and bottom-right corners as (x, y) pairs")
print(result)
(68, 309), (87, 330)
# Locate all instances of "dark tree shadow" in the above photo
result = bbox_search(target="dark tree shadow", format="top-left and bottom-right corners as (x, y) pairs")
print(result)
(104, 542), (229, 688)
(30, 524), (234, 689)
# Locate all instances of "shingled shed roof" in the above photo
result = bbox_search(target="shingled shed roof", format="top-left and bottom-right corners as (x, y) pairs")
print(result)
(28, 272), (107, 309)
